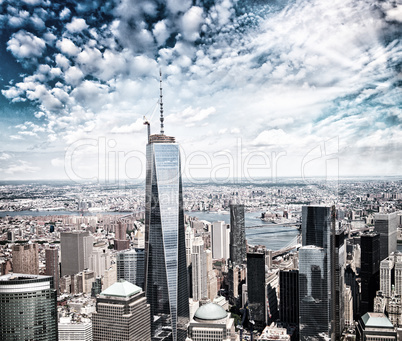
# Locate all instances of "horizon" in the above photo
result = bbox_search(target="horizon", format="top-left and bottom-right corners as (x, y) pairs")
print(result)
(0, 0), (401, 181)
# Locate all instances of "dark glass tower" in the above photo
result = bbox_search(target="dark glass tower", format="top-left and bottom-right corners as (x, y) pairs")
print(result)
(360, 232), (380, 316)
(144, 73), (189, 341)
(374, 212), (397, 262)
(230, 204), (246, 266)
(279, 269), (299, 325)
(0, 274), (58, 340)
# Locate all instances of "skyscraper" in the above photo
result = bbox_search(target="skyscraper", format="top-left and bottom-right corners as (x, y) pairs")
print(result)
(0, 273), (58, 340)
(279, 269), (299, 325)
(92, 280), (151, 340)
(212, 221), (230, 260)
(144, 71), (189, 341)
(61, 231), (93, 276)
(230, 204), (246, 266)
(360, 232), (380, 315)
(299, 246), (329, 340)
(45, 246), (60, 294)
(374, 212), (397, 262)
(12, 243), (39, 275)
(300, 205), (340, 340)
(191, 237), (207, 301)
(117, 248), (145, 289)
(247, 251), (268, 329)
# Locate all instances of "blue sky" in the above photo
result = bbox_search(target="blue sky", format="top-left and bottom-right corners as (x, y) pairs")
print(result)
(0, 0), (401, 182)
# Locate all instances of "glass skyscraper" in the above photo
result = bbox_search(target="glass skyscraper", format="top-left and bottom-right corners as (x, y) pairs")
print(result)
(144, 133), (189, 341)
(0, 274), (58, 340)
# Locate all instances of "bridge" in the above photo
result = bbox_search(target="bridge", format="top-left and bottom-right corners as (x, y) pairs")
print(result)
(246, 222), (301, 229)
(272, 234), (302, 258)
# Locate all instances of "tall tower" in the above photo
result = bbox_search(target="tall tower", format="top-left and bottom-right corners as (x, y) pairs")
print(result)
(374, 212), (397, 262)
(12, 243), (39, 275)
(144, 71), (189, 341)
(0, 274), (58, 340)
(45, 246), (60, 294)
(191, 237), (207, 301)
(230, 204), (246, 266)
(60, 231), (93, 276)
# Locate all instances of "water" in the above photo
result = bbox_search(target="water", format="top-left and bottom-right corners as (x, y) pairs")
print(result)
(187, 211), (299, 251)
(0, 210), (300, 251)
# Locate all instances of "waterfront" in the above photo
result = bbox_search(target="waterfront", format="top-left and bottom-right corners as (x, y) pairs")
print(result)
(0, 209), (300, 251)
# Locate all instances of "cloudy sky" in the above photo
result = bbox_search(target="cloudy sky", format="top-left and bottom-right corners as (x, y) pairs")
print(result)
(0, 0), (401, 182)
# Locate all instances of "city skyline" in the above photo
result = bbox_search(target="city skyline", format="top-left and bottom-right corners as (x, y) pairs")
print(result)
(0, 0), (401, 182)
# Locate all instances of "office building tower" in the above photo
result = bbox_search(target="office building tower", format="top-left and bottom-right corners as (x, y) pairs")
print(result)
(212, 221), (230, 260)
(375, 212), (397, 262)
(117, 248), (145, 289)
(301, 205), (345, 339)
(144, 76), (189, 341)
(45, 246), (60, 294)
(90, 243), (111, 278)
(360, 232), (380, 315)
(0, 273), (58, 340)
(186, 226), (194, 267)
(191, 237), (207, 301)
(114, 221), (130, 251)
(357, 312), (396, 340)
(247, 251), (268, 329)
(279, 269), (299, 325)
(206, 250), (218, 301)
(59, 317), (92, 341)
(92, 280), (151, 340)
(187, 303), (236, 341)
(61, 231), (94, 276)
(12, 243), (39, 275)
(299, 245), (330, 340)
(230, 204), (246, 266)
(380, 256), (395, 297)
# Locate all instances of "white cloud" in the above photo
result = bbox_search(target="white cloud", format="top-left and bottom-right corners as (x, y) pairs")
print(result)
(51, 158), (64, 167)
(60, 8), (71, 20)
(385, 5), (402, 22)
(56, 38), (80, 57)
(0, 153), (12, 160)
(111, 118), (145, 134)
(252, 129), (294, 146)
(181, 6), (204, 42)
(66, 17), (88, 33)
(64, 66), (84, 86)
(7, 30), (46, 59)
(3, 160), (40, 174)
(168, 106), (216, 124)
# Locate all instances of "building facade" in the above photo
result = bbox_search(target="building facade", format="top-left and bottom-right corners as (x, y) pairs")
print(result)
(92, 280), (151, 340)
(117, 248), (145, 290)
(61, 231), (93, 276)
(374, 212), (397, 262)
(212, 221), (230, 260)
(144, 131), (189, 341)
(279, 269), (299, 325)
(45, 246), (60, 294)
(0, 273), (58, 340)
(12, 243), (39, 275)
(230, 204), (246, 266)
(191, 237), (207, 301)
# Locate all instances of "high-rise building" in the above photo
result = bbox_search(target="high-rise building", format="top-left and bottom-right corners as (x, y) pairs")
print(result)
(360, 232), (380, 315)
(247, 251), (268, 329)
(191, 237), (207, 301)
(45, 246), (60, 294)
(144, 75), (189, 341)
(375, 212), (397, 262)
(212, 221), (230, 260)
(299, 245), (330, 340)
(279, 269), (299, 325)
(230, 204), (246, 266)
(92, 280), (151, 340)
(12, 243), (39, 275)
(61, 231), (94, 276)
(117, 248), (145, 289)
(0, 273), (58, 340)
(357, 312), (396, 340)
(206, 250), (218, 301)
(300, 206), (337, 340)
(90, 243), (111, 278)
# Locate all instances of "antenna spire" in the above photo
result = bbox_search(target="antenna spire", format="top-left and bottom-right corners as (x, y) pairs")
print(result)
(159, 68), (164, 135)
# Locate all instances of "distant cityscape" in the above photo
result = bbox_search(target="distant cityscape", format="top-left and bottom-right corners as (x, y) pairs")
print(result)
(1, 172), (402, 340)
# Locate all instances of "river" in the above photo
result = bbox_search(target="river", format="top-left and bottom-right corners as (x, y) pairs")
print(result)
(0, 210), (299, 251)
